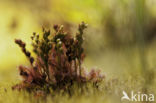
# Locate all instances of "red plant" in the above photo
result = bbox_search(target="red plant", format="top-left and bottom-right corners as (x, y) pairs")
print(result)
(12, 22), (104, 93)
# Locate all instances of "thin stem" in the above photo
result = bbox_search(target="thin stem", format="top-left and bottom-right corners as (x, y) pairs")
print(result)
(74, 59), (77, 77)
(78, 59), (81, 77)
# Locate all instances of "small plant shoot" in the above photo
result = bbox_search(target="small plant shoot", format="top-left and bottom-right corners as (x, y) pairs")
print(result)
(12, 22), (104, 95)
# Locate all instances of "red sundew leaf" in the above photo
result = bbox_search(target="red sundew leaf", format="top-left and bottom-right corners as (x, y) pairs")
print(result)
(81, 53), (85, 61)
(31, 67), (42, 80)
(37, 57), (45, 67)
(34, 90), (46, 98)
(48, 48), (58, 66)
(19, 65), (33, 83)
(89, 69), (96, 80)
(12, 83), (24, 90)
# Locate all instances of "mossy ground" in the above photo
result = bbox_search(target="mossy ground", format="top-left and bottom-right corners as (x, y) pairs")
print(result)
(1, 39), (156, 103)
(1, 53), (156, 103)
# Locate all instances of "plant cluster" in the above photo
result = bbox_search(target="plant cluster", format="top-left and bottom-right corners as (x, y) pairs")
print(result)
(12, 22), (104, 93)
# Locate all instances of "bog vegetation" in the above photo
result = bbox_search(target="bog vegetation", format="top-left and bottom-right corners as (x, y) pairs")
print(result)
(12, 22), (104, 95)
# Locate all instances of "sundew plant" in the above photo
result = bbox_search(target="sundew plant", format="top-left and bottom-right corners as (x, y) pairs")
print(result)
(12, 22), (104, 94)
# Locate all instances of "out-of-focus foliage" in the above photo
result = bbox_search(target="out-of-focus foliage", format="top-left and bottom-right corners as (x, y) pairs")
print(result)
(0, 0), (156, 77)
(0, 0), (156, 103)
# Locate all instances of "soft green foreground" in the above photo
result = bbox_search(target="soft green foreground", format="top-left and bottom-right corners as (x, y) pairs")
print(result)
(1, 44), (156, 103)
(0, 65), (156, 103)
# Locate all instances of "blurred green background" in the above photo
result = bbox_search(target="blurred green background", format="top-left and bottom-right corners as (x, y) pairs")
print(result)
(0, 0), (156, 103)
(0, 0), (156, 78)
